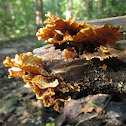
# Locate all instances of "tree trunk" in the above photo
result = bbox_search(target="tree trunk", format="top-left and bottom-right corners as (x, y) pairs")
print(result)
(54, 0), (58, 16)
(84, 0), (93, 19)
(35, 0), (43, 30)
(66, 0), (73, 20)
(98, 0), (103, 16)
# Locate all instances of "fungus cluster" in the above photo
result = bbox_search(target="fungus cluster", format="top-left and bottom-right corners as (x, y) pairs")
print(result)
(37, 13), (122, 58)
(3, 13), (123, 111)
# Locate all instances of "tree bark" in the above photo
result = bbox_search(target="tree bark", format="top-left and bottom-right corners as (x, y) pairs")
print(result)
(35, 0), (43, 30)
(33, 44), (126, 100)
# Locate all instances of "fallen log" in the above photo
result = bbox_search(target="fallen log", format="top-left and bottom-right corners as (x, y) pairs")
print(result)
(3, 14), (126, 113)
(30, 15), (126, 125)
(33, 44), (126, 100)
(33, 14), (126, 107)
(78, 15), (126, 33)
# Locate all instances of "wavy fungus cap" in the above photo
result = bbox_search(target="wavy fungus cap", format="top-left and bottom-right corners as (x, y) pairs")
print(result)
(36, 13), (123, 46)
(3, 13), (123, 112)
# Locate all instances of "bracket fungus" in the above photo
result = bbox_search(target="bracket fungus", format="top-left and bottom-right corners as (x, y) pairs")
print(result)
(3, 13), (124, 112)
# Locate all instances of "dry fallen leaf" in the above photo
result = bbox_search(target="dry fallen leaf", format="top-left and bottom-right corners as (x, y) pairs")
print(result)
(76, 97), (102, 117)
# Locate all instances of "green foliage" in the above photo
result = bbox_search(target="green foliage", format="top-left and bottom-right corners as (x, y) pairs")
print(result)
(43, 0), (55, 15)
(73, 0), (87, 20)
(0, 0), (126, 42)
(88, 102), (98, 108)
(0, 0), (36, 41)
(45, 117), (55, 126)
(46, 123), (55, 126)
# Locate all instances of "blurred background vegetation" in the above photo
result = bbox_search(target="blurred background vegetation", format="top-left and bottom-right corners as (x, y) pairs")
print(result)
(0, 0), (126, 42)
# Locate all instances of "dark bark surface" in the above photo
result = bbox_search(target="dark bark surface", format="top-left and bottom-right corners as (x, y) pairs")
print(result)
(33, 44), (126, 100)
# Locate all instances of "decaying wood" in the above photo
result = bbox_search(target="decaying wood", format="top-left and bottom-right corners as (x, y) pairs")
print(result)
(33, 43), (126, 99)
(78, 15), (126, 33)
(33, 16), (126, 125)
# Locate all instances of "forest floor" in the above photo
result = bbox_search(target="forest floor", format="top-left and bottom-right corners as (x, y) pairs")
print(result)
(0, 37), (58, 126)
(0, 37), (126, 126)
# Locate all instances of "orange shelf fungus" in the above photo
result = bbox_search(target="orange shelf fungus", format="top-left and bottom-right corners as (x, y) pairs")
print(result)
(3, 13), (123, 112)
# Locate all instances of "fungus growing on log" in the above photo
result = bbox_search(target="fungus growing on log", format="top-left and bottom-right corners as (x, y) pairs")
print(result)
(3, 13), (125, 112)
(37, 13), (123, 55)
